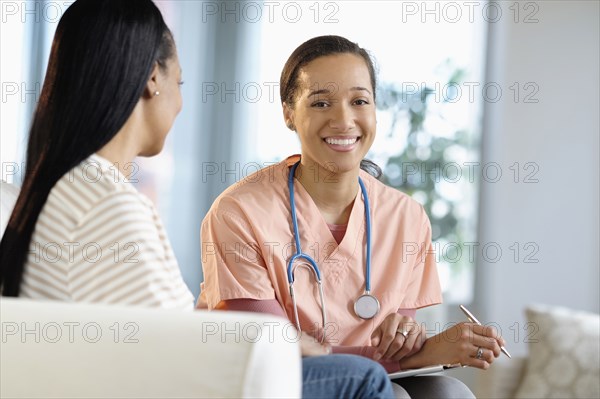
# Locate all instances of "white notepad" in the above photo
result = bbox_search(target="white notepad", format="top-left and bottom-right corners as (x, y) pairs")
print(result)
(388, 364), (463, 379)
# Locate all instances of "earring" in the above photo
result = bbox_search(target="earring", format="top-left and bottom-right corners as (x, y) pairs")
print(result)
(287, 122), (296, 131)
(154, 91), (160, 96)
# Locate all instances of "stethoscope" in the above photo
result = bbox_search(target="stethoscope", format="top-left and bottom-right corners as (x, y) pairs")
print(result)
(287, 161), (380, 339)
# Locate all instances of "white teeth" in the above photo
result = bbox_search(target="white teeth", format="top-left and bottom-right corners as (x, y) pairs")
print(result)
(325, 137), (358, 146)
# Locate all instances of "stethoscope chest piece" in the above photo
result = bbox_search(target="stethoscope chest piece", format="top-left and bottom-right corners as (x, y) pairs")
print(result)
(354, 292), (380, 319)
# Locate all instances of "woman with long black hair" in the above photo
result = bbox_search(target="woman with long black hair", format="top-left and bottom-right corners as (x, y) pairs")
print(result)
(0, 0), (191, 307)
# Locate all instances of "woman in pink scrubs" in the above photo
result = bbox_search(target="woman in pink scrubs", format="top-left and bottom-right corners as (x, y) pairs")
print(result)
(199, 35), (505, 398)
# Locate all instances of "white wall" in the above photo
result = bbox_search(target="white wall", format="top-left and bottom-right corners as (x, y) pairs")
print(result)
(469, 0), (599, 357)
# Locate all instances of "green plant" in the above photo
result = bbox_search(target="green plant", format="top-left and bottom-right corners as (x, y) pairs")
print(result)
(375, 65), (478, 287)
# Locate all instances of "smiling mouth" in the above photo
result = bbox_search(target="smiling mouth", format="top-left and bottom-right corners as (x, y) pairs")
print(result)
(324, 137), (359, 146)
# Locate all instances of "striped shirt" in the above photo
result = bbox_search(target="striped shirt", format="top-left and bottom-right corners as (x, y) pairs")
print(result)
(20, 154), (194, 310)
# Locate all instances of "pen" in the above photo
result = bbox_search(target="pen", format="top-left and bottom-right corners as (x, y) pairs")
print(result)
(459, 305), (512, 359)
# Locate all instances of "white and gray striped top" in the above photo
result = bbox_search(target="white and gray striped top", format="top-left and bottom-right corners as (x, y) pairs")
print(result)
(21, 154), (194, 310)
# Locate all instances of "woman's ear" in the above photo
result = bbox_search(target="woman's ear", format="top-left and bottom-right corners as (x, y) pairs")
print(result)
(144, 62), (161, 98)
(283, 102), (296, 131)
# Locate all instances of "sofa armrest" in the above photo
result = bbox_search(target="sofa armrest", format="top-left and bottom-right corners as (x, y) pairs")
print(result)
(0, 298), (301, 398)
(474, 355), (527, 399)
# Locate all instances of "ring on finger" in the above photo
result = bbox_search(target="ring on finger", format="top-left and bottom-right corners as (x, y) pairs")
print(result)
(396, 327), (409, 338)
(476, 347), (484, 359)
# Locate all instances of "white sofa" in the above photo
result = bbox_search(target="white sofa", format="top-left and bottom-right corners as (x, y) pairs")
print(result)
(0, 298), (302, 398)
(0, 180), (19, 236)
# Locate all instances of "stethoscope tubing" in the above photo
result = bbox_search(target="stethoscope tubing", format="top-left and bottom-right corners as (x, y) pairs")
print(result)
(358, 177), (372, 292)
(287, 162), (322, 283)
(287, 161), (372, 287)
(286, 160), (376, 333)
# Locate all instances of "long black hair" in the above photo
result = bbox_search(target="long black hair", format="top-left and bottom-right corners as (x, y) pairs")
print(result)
(279, 35), (382, 178)
(0, 0), (175, 296)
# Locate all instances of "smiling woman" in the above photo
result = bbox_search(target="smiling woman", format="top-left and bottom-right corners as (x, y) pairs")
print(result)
(283, 53), (376, 180)
(252, 3), (486, 306)
(198, 35), (495, 398)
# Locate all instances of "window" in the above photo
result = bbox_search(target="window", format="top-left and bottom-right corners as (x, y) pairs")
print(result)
(1, 1), (75, 184)
(1, 1), (31, 184)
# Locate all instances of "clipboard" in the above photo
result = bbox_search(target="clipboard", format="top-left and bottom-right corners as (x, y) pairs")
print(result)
(388, 364), (463, 379)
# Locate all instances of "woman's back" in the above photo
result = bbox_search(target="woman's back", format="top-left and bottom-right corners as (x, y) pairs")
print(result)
(21, 154), (193, 309)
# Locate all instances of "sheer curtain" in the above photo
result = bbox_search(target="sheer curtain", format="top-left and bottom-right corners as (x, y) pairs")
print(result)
(1, 0), (62, 185)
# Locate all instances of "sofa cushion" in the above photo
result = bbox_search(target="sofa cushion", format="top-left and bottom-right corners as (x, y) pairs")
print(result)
(514, 304), (599, 399)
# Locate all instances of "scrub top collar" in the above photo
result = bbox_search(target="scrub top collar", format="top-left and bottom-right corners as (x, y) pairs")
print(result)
(283, 155), (372, 283)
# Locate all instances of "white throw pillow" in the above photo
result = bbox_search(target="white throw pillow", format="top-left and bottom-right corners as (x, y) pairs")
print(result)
(514, 304), (600, 399)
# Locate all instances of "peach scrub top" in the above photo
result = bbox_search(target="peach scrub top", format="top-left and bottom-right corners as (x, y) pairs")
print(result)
(198, 155), (442, 346)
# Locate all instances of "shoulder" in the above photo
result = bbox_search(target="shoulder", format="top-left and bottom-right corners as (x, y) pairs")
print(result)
(205, 158), (290, 222)
(47, 155), (151, 225)
(360, 171), (429, 226)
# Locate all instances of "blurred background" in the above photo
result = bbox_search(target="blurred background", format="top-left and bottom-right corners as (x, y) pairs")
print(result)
(1, 0), (598, 371)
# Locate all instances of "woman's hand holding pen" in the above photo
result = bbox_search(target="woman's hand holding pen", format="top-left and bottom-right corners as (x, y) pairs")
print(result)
(370, 313), (426, 361)
(398, 322), (507, 370)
